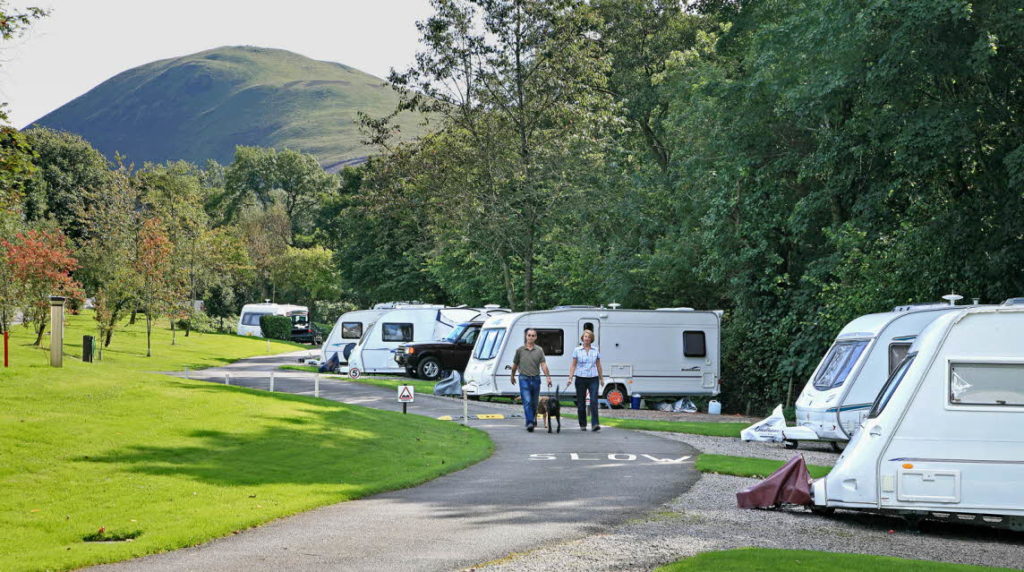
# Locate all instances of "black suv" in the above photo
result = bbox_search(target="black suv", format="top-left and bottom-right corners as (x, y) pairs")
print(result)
(394, 322), (482, 379)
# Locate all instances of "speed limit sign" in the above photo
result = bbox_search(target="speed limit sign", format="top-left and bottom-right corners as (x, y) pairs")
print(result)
(348, 367), (361, 379)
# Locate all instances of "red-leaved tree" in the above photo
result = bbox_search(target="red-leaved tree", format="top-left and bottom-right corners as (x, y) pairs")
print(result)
(2, 229), (83, 345)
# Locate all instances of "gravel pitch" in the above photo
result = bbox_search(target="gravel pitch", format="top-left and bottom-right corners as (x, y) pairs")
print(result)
(476, 426), (1024, 571)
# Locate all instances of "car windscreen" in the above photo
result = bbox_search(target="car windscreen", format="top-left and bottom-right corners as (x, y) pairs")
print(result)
(812, 339), (870, 391)
(443, 324), (469, 343)
(474, 328), (506, 360)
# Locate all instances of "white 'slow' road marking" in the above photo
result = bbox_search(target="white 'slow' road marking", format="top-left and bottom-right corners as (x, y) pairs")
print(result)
(529, 453), (692, 463)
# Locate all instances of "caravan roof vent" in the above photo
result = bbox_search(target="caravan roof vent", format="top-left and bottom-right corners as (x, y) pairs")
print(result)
(655, 307), (695, 311)
(483, 304), (501, 309)
(1002, 297), (1024, 306)
(552, 305), (598, 310)
(608, 303), (621, 310)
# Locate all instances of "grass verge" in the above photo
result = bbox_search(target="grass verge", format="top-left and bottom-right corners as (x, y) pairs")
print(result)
(655, 547), (1003, 571)
(696, 454), (831, 479)
(0, 312), (491, 571)
(346, 374), (437, 396)
(602, 418), (747, 437)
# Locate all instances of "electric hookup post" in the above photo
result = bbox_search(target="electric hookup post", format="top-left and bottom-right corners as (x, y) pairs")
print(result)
(398, 384), (415, 414)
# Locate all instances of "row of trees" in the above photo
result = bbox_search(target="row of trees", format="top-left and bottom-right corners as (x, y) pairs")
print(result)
(323, 0), (1024, 413)
(0, 127), (350, 354)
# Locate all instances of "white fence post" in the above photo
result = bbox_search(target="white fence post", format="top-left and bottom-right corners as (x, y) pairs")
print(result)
(315, 373), (320, 398)
(270, 371), (275, 392)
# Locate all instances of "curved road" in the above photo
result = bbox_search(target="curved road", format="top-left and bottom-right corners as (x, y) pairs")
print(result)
(96, 352), (700, 571)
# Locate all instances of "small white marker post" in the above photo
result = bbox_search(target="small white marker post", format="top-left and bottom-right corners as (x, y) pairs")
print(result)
(184, 367), (189, 380)
(315, 373), (320, 398)
(398, 384), (415, 414)
(462, 387), (469, 426)
(269, 371), (275, 392)
(225, 373), (231, 386)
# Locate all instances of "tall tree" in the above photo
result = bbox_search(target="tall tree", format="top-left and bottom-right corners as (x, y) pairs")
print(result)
(390, 0), (616, 309)
(22, 128), (111, 240)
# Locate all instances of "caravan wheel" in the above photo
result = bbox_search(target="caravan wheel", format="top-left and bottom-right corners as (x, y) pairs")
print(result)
(604, 385), (627, 409)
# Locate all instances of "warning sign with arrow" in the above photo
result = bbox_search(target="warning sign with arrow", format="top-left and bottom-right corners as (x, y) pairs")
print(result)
(397, 385), (415, 403)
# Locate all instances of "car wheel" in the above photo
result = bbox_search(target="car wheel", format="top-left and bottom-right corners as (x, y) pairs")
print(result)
(830, 441), (846, 453)
(417, 357), (443, 380)
(603, 385), (627, 409)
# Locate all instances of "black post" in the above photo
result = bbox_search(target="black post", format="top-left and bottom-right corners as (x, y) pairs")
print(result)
(403, 403), (407, 415)
(82, 335), (94, 363)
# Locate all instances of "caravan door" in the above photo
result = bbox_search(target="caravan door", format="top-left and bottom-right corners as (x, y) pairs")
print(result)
(577, 318), (601, 350)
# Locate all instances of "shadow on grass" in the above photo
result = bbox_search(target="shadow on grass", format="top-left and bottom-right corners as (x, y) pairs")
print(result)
(73, 402), (434, 488)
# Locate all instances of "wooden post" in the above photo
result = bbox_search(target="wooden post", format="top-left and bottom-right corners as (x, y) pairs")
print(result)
(49, 296), (66, 368)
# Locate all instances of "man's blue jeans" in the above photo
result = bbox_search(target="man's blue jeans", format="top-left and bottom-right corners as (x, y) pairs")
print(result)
(518, 375), (541, 427)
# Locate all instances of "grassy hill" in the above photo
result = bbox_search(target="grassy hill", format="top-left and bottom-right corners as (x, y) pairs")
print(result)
(30, 46), (432, 171)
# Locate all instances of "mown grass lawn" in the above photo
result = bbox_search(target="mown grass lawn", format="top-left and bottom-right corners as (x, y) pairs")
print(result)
(0, 313), (491, 571)
(696, 454), (832, 479)
(656, 547), (1004, 571)
(602, 418), (747, 437)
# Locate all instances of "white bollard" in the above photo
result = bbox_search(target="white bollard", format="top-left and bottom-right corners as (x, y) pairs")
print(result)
(463, 388), (469, 426)
(225, 373), (230, 386)
(184, 367), (189, 380)
(315, 373), (320, 398)
(270, 371), (275, 392)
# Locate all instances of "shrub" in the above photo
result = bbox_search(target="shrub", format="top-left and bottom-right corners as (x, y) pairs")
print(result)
(259, 315), (292, 341)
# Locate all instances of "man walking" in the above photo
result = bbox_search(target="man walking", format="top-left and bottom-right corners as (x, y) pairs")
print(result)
(510, 328), (553, 432)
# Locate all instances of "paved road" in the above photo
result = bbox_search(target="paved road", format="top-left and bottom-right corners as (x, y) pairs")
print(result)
(96, 352), (699, 571)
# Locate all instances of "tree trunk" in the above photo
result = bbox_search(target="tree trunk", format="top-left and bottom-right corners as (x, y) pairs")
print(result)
(32, 320), (46, 346)
(171, 318), (176, 346)
(129, 309), (137, 325)
(146, 314), (152, 357)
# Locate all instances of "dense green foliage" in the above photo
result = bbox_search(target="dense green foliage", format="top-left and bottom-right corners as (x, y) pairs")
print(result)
(30, 46), (431, 170)
(320, 0), (1024, 415)
(259, 314), (293, 340)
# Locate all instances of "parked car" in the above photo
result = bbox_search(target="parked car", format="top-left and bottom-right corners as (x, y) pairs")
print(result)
(394, 321), (483, 380)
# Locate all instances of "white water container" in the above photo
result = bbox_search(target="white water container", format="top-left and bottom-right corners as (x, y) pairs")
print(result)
(708, 399), (722, 415)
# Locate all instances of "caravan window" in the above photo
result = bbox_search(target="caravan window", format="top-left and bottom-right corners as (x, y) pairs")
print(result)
(241, 312), (270, 326)
(382, 323), (414, 342)
(341, 322), (362, 339)
(535, 329), (564, 356)
(474, 328), (506, 360)
(949, 363), (1024, 407)
(683, 331), (707, 357)
(812, 340), (870, 390)
(869, 353), (916, 418)
(888, 343), (912, 375)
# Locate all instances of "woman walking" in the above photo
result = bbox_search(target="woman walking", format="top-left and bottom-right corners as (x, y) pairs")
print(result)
(567, 329), (604, 431)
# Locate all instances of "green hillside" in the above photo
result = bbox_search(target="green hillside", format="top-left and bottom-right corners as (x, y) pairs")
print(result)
(30, 46), (431, 170)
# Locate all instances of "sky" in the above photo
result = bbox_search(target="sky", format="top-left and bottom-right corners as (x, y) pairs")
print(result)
(0, 0), (434, 129)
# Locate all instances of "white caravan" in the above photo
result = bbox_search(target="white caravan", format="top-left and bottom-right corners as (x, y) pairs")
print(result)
(462, 307), (721, 405)
(345, 306), (482, 375)
(237, 303), (308, 337)
(320, 302), (443, 364)
(742, 302), (976, 448)
(812, 306), (1024, 529)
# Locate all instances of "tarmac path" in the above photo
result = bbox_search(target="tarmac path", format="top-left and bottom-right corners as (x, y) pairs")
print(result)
(94, 351), (700, 572)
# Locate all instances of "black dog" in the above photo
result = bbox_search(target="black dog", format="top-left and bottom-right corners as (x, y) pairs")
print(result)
(537, 386), (561, 433)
